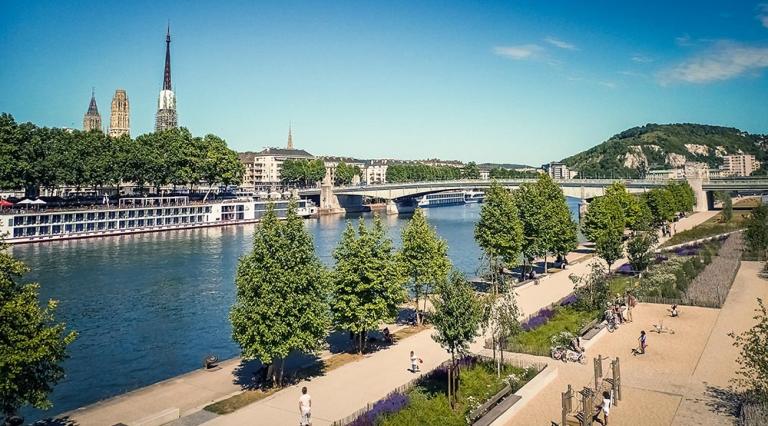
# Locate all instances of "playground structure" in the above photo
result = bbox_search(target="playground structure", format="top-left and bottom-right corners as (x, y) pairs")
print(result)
(560, 355), (622, 426)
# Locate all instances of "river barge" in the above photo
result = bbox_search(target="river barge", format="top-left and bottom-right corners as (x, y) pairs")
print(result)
(0, 196), (317, 244)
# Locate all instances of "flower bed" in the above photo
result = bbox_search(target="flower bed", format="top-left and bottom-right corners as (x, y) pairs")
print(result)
(341, 356), (540, 426)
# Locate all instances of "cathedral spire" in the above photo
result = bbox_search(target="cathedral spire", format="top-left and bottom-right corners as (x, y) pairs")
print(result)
(163, 24), (172, 91)
(87, 87), (99, 114)
(287, 123), (294, 150)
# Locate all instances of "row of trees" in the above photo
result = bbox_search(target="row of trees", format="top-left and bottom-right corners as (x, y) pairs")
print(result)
(0, 114), (244, 198)
(582, 181), (697, 271)
(386, 163), (463, 183)
(488, 167), (539, 179)
(230, 203), (456, 384)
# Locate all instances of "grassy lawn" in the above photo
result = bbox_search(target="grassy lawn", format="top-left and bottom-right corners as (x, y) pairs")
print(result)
(204, 388), (279, 415)
(609, 276), (638, 296)
(375, 360), (538, 426)
(505, 307), (598, 355)
(661, 198), (756, 248)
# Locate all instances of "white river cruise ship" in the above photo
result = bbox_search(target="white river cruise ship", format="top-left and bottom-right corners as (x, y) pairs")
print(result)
(0, 196), (317, 244)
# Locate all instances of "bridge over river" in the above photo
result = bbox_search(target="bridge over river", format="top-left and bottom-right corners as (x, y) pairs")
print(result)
(297, 177), (768, 215)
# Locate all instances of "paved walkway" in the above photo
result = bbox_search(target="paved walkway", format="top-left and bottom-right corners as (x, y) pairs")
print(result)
(503, 261), (768, 426)
(59, 210), (719, 425)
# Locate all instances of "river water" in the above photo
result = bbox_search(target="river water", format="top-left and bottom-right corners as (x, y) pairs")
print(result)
(14, 200), (578, 420)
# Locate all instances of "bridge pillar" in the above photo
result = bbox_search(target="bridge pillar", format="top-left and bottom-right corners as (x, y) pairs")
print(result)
(319, 177), (345, 215)
(385, 199), (399, 215)
(686, 177), (709, 212)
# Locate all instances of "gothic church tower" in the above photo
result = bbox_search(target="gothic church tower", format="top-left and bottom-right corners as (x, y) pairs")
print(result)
(109, 89), (130, 137)
(83, 88), (102, 132)
(155, 25), (178, 132)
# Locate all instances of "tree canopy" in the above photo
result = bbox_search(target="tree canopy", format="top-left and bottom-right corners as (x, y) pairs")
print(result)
(399, 208), (451, 325)
(0, 240), (76, 417)
(386, 163), (462, 183)
(0, 113), (243, 197)
(475, 181), (524, 274)
(331, 216), (406, 353)
(582, 195), (625, 243)
(230, 201), (330, 385)
(281, 158), (326, 187)
(334, 161), (362, 186)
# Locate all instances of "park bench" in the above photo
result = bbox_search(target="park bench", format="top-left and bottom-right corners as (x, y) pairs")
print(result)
(469, 384), (522, 426)
(579, 319), (605, 340)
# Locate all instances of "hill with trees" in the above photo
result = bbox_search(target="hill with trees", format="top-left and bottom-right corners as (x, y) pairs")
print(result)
(561, 123), (768, 178)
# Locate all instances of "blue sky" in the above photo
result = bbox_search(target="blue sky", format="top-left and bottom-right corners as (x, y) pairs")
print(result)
(1, 1), (767, 165)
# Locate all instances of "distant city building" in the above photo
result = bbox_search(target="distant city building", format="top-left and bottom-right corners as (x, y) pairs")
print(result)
(155, 26), (178, 132)
(646, 169), (685, 180)
(683, 162), (710, 179)
(109, 89), (130, 137)
(542, 162), (572, 179)
(363, 162), (388, 184)
(321, 156), (366, 185)
(723, 154), (759, 177)
(239, 128), (314, 189)
(82, 89), (102, 132)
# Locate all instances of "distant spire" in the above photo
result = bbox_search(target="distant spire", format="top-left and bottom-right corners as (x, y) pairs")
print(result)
(162, 23), (172, 91)
(287, 123), (294, 150)
(87, 87), (99, 114)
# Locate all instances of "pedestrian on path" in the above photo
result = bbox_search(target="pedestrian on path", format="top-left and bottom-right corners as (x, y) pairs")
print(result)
(299, 386), (311, 426)
(633, 330), (647, 356)
(592, 390), (611, 425)
(410, 350), (422, 373)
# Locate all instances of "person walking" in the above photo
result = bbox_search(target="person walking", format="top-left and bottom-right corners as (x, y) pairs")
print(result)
(634, 330), (647, 355)
(593, 390), (612, 425)
(410, 350), (422, 373)
(299, 386), (312, 426)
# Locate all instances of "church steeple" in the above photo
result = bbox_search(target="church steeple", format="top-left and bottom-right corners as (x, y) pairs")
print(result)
(287, 124), (294, 150)
(83, 87), (102, 132)
(163, 24), (172, 91)
(87, 88), (99, 114)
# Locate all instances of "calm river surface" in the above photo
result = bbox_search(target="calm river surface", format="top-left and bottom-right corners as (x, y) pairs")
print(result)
(15, 200), (578, 420)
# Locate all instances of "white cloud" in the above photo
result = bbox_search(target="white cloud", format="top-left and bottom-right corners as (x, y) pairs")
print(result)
(658, 40), (768, 84)
(544, 37), (577, 50)
(631, 54), (654, 63)
(758, 3), (768, 28)
(493, 44), (543, 60)
(675, 34), (693, 47)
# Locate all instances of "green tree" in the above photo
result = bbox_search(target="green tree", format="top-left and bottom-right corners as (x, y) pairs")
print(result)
(474, 181), (523, 292)
(488, 289), (522, 377)
(399, 208), (451, 325)
(644, 188), (676, 227)
(570, 262), (610, 312)
(605, 182), (645, 229)
(431, 270), (482, 404)
(230, 201), (330, 386)
(281, 159), (326, 187)
(514, 182), (546, 272)
(0, 241), (77, 418)
(535, 174), (578, 271)
(626, 231), (658, 273)
(461, 162), (480, 179)
(729, 298), (768, 402)
(582, 195), (625, 243)
(745, 204), (768, 260)
(666, 182), (696, 214)
(196, 134), (244, 200)
(331, 216), (406, 353)
(334, 161), (361, 186)
(595, 226), (624, 270)
(715, 192), (733, 222)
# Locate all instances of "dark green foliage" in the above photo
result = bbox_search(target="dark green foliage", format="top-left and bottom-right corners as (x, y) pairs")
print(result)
(432, 271), (483, 364)
(461, 162), (480, 179)
(331, 216), (406, 353)
(595, 227), (624, 270)
(644, 187), (677, 226)
(399, 208), (451, 324)
(334, 161), (362, 185)
(474, 181), (524, 270)
(745, 205), (768, 260)
(570, 262), (611, 312)
(627, 231), (658, 272)
(0, 241), (77, 416)
(730, 298), (768, 403)
(386, 163), (462, 183)
(561, 123), (768, 177)
(716, 192), (734, 222)
(230, 201), (330, 385)
(280, 158), (326, 187)
(582, 195), (625, 243)
(488, 167), (540, 179)
(0, 114), (243, 196)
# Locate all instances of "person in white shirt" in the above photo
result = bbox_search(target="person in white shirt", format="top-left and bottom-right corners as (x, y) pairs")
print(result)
(299, 386), (311, 426)
(593, 390), (611, 425)
(410, 350), (421, 373)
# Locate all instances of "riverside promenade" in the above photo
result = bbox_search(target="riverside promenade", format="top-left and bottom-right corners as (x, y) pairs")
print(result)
(57, 211), (718, 426)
